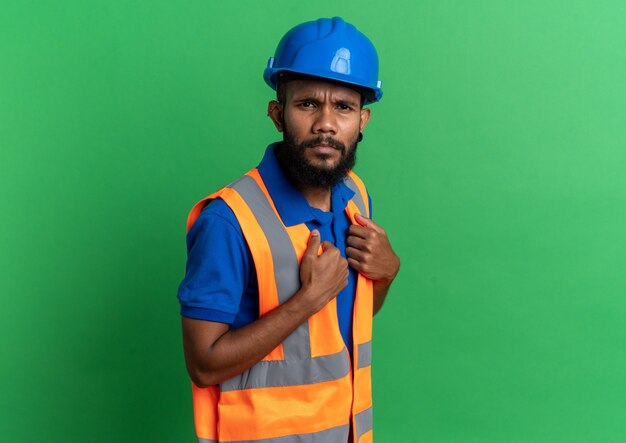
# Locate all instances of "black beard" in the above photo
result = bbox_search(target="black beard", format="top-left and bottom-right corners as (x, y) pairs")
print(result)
(275, 130), (358, 189)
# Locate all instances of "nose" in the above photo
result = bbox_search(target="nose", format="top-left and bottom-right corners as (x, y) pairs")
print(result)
(311, 104), (337, 135)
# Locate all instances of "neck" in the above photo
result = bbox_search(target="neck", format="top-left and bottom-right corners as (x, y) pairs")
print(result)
(297, 184), (332, 212)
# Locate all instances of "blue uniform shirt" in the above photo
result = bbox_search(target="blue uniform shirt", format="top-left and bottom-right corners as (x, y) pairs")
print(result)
(178, 143), (371, 354)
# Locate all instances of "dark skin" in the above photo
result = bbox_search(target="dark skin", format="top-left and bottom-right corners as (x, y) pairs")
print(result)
(182, 79), (399, 387)
(348, 213), (399, 314)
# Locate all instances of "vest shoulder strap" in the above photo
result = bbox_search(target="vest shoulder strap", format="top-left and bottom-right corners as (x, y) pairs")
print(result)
(345, 170), (370, 218)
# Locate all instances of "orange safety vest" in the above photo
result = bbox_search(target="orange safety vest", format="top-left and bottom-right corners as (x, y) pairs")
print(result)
(186, 168), (374, 443)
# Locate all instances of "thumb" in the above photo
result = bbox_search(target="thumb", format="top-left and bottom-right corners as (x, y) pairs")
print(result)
(304, 229), (321, 257)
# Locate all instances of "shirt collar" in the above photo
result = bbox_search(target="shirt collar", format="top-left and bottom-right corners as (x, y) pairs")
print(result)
(257, 143), (355, 227)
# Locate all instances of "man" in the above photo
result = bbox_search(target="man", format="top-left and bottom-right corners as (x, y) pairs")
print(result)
(178, 17), (399, 443)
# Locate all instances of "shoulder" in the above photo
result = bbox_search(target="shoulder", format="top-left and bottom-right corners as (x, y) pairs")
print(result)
(185, 197), (246, 254)
(189, 198), (242, 235)
(179, 197), (255, 325)
(183, 197), (252, 275)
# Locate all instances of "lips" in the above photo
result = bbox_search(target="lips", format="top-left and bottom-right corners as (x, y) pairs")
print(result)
(310, 145), (339, 155)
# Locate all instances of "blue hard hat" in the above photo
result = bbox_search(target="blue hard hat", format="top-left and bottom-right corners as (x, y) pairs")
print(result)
(264, 17), (383, 104)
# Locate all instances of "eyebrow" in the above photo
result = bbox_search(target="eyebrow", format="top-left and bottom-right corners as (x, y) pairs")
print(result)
(293, 96), (319, 103)
(293, 96), (359, 108)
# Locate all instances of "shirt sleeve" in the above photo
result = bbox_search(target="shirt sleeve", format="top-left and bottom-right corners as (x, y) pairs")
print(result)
(177, 198), (251, 325)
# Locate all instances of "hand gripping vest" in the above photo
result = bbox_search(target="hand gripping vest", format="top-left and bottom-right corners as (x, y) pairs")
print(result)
(186, 168), (374, 443)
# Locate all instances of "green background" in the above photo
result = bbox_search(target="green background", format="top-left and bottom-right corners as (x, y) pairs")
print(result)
(2, 1), (625, 442)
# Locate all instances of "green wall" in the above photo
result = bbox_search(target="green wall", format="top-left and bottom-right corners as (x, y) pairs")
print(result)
(2, 1), (625, 442)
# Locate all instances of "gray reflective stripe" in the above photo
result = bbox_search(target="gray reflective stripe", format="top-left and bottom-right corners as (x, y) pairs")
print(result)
(344, 175), (367, 216)
(198, 439), (217, 443)
(220, 424), (349, 443)
(229, 175), (310, 360)
(357, 341), (372, 368)
(221, 348), (350, 391)
(221, 175), (350, 392)
(355, 407), (373, 440)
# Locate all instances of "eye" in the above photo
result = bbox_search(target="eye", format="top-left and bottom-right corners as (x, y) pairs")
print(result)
(299, 101), (316, 109)
(336, 102), (354, 112)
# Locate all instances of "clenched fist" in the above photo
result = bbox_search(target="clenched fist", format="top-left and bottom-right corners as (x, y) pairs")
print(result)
(298, 229), (349, 314)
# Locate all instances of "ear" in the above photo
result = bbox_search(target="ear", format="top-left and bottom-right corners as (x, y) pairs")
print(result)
(359, 107), (371, 133)
(267, 100), (284, 132)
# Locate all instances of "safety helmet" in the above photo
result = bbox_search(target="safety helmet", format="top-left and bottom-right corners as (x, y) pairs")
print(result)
(264, 17), (383, 104)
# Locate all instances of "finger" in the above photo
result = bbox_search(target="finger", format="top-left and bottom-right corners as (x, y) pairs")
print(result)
(321, 240), (337, 253)
(347, 257), (363, 272)
(347, 224), (371, 239)
(339, 257), (349, 270)
(304, 229), (320, 257)
(346, 235), (368, 251)
(346, 246), (367, 262)
(355, 213), (385, 233)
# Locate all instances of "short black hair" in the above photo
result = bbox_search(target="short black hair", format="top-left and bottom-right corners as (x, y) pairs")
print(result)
(275, 71), (370, 107)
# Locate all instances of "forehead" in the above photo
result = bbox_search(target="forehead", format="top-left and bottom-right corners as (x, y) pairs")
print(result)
(286, 79), (361, 102)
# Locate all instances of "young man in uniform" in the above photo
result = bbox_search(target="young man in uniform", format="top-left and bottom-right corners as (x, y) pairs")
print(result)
(178, 17), (400, 443)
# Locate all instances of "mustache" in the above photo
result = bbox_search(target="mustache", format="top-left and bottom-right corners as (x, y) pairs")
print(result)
(299, 136), (346, 152)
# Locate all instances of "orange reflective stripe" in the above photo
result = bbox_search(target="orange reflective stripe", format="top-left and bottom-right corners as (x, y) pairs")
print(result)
(219, 186), (284, 361)
(284, 223), (309, 264)
(353, 365), (373, 416)
(193, 384), (219, 441)
(308, 297), (345, 358)
(353, 274), (373, 345)
(218, 373), (353, 441)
